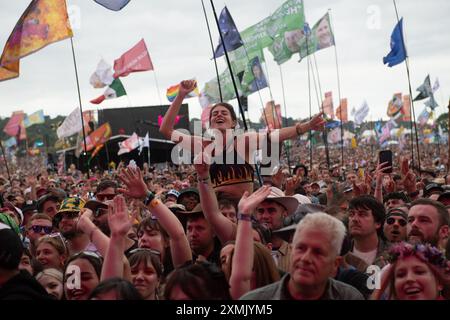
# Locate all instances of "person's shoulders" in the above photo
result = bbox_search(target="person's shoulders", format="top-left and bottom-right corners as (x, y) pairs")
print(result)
(0, 271), (53, 300)
(239, 280), (283, 300)
(328, 278), (365, 300)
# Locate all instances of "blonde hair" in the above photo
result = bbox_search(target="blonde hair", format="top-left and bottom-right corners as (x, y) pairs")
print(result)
(36, 268), (64, 283)
(36, 235), (68, 257)
(293, 212), (346, 257)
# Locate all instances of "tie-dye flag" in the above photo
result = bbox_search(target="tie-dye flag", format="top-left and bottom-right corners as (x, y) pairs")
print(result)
(166, 82), (200, 103)
(0, 0), (73, 81)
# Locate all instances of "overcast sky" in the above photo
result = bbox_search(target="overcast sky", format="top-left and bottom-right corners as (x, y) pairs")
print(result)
(0, 0), (449, 124)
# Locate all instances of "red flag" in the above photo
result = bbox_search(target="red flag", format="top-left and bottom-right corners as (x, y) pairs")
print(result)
(113, 39), (153, 78)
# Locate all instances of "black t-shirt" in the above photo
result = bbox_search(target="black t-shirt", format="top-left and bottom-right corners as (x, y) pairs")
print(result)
(0, 270), (53, 300)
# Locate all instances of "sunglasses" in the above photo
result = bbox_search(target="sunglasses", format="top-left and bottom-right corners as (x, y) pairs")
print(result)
(96, 194), (116, 202)
(386, 217), (407, 227)
(29, 225), (52, 234)
(42, 232), (68, 252)
(71, 250), (103, 261)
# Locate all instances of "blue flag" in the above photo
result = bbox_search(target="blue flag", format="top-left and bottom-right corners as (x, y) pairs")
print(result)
(214, 7), (244, 58)
(325, 120), (341, 129)
(383, 18), (406, 67)
(94, 0), (131, 11)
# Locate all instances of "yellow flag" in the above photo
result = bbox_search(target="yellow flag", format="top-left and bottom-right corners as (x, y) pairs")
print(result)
(0, 0), (73, 81)
(351, 137), (357, 149)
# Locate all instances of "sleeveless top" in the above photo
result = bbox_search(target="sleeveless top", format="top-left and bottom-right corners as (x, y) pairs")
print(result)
(209, 141), (254, 188)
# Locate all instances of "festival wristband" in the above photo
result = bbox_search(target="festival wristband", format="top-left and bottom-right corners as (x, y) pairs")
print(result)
(237, 213), (252, 222)
(143, 191), (155, 206)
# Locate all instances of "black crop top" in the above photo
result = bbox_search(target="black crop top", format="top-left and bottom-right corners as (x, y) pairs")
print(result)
(209, 144), (255, 188)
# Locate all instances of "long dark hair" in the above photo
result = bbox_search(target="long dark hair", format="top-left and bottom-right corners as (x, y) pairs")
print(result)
(89, 278), (143, 300)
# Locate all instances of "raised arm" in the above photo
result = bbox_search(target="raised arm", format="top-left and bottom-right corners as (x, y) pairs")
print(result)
(230, 186), (271, 299)
(194, 152), (236, 244)
(159, 80), (202, 150)
(101, 195), (133, 281)
(118, 167), (192, 267)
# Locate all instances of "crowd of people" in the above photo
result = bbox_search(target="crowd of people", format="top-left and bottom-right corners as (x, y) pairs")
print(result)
(1, 81), (450, 301)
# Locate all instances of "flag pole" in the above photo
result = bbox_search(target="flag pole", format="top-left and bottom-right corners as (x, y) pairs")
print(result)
(0, 140), (12, 185)
(209, 1), (248, 131)
(279, 66), (292, 174)
(448, 99), (450, 173)
(201, 0), (223, 102)
(328, 9), (345, 168)
(69, 37), (90, 179)
(392, 0), (421, 175)
(310, 52), (331, 171)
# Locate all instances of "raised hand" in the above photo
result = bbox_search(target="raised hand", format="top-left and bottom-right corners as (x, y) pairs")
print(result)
(108, 195), (133, 237)
(285, 176), (301, 196)
(308, 113), (326, 132)
(179, 80), (197, 97)
(238, 185), (271, 215)
(77, 208), (96, 234)
(194, 152), (211, 179)
(117, 167), (148, 199)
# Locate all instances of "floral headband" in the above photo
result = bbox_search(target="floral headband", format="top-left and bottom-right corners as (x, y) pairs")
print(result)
(387, 242), (448, 269)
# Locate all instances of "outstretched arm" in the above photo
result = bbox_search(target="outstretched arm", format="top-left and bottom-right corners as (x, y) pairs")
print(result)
(230, 186), (271, 299)
(118, 167), (192, 267)
(194, 152), (236, 244)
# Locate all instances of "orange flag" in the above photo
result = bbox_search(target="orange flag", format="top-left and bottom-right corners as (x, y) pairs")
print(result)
(261, 101), (282, 130)
(0, 0), (73, 81)
(336, 98), (348, 122)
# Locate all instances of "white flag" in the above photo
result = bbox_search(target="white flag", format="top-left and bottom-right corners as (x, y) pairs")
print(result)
(57, 108), (82, 139)
(139, 133), (150, 154)
(432, 78), (440, 93)
(118, 133), (140, 155)
(354, 101), (369, 125)
(90, 59), (114, 89)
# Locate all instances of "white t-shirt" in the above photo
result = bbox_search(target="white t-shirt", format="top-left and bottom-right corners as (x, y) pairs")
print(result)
(352, 247), (377, 265)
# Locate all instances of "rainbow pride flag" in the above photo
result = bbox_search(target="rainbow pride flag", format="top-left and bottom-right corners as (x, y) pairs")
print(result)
(166, 82), (200, 102)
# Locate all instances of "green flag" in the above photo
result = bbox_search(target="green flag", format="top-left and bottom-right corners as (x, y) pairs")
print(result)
(299, 13), (335, 60)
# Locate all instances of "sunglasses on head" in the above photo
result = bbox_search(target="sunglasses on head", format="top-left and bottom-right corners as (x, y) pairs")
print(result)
(96, 194), (116, 201)
(386, 217), (407, 227)
(71, 250), (102, 261)
(30, 225), (52, 234)
(129, 248), (161, 258)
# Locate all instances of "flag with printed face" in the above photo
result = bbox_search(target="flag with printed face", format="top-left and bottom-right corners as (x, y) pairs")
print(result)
(383, 18), (406, 67)
(214, 7), (244, 58)
(328, 127), (341, 144)
(118, 133), (140, 155)
(401, 95), (411, 122)
(387, 93), (403, 118)
(0, 0), (73, 82)
(113, 39), (153, 78)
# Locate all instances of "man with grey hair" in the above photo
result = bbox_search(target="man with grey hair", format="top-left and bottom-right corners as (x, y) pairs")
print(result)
(241, 213), (364, 300)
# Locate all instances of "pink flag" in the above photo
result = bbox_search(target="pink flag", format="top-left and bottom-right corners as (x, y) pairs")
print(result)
(113, 39), (154, 78)
(3, 111), (25, 137)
